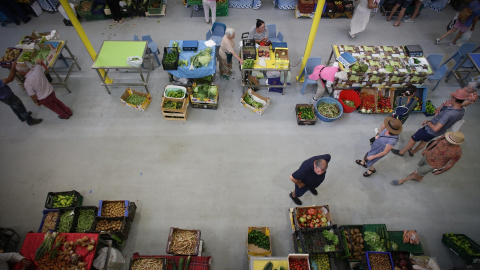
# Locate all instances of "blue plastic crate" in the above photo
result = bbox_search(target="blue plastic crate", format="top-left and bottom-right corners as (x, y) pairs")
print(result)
(272, 42), (287, 51)
(38, 209), (59, 233)
(182, 40), (198, 51)
(98, 200), (136, 221)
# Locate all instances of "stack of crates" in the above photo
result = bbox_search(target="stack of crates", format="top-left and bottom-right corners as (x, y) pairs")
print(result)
(247, 227), (272, 261)
(215, 0), (229, 16)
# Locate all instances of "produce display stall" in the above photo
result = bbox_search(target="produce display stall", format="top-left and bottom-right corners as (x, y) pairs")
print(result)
(165, 40), (216, 83)
(92, 40), (152, 94)
(240, 45), (290, 95)
(326, 44), (433, 88)
(189, 0), (229, 17)
(0, 31), (80, 93)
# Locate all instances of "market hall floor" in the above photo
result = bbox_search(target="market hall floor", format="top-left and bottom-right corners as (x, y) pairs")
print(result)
(0, 2), (479, 270)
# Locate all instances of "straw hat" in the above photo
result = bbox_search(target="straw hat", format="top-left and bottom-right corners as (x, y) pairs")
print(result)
(383, 117), (403, 135)
(445, 131), (464, 145)
(450, 89), (470, 100)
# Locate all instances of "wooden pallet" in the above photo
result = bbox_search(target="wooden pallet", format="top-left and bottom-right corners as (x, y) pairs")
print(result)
(146, 5), (166, 17)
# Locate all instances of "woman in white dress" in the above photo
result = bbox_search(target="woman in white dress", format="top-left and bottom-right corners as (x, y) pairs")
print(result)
(349, 0), (378, 38)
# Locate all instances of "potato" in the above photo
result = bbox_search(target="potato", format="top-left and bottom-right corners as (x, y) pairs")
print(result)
(350, 229), (354, 235)
(359, 238), (364, 244)
(353, 252), (360, 256)
(354, 228), (360, 233)
(347, 243), (351, 250)
(360, 244), (364, 249)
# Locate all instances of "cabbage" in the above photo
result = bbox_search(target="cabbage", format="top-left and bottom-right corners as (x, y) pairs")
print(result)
(208, 86), (217, 97)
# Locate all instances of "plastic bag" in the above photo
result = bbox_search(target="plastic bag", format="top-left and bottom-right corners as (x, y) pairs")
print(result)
(457, 30), (472, 45)
(127, 56), (143, 68)
(93, 247), (125, 270)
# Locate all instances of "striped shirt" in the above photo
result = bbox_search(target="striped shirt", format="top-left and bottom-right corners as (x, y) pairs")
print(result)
(24, 65), (53, 100)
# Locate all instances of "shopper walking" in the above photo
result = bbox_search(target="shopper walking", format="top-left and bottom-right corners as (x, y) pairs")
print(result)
(434, 81), (479, 115)
(391, 89), (467, 157)
(436, 1), (479, 46)
(392, 131), (464, 185)
(289, 154), (331, 205)
(105, 0), (123, 23)
(349, 0), (379, 38)
(1, 61), (42, 126)
(248, 19), (269, 44)
(219, 28), (244, 80)
(387, 0), (414, 26)
(202, 0), (216, 24)
(356, 117), (402, 177)
(16, 59), (73, 120)
(0, 0), (31, 25)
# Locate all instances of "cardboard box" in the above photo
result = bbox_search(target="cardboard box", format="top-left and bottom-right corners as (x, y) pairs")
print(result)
(120, 88), (152, 111)
(358, 87), (378, 113)
(288, 254), (310, 270)
(274, 47), (289, 69)
(257, 46), (271, 60)
(377, 88), (395, 113)
(247, 227), (272, 258)
(240, 88), (270, 115)
(166, 227), (201, 255)
(188, 84), (219, 104)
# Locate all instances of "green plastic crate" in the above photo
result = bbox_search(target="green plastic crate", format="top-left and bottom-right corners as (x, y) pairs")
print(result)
(388, 231), (424, 255)
(442, 233), (480, 265)
(188, 0), (202, 5)
(83, 14), (106, 21)
(363, 224), (388, 251)
(77, 0), (94, 16)
(148, 0), (163, 14)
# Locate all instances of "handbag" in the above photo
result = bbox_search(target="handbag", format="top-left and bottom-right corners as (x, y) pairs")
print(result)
(447, 15), (458, 31)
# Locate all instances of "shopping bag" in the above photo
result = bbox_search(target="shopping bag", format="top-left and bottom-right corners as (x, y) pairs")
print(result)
(127, 56), (143, 67)
(447, 15), (458, 31)
(457, 30), (472, 44)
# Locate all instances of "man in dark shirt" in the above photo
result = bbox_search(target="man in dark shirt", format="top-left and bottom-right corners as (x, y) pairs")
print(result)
(289, 154), (331, 205)
(0, 61), (42, 126)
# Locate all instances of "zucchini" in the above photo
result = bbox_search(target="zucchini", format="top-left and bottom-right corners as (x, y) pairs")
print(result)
(178, 257), (184, 270)
(185, 256), (191, 270)
(171, 261), (177, 270)
(263, 261), (273, 270)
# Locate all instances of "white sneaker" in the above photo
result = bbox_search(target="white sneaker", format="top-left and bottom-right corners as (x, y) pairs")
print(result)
(404, 18), (414, 23)
(375, 128), (379, 134)
(312, 97), (318, 102)
(435, 38), (440, 45)
(348, 31), (355, 39)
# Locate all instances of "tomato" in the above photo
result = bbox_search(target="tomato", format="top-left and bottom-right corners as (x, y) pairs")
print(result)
(289, 258), (309, 270)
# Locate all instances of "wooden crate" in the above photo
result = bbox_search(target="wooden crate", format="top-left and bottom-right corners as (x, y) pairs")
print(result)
(161, 97), (188, 121)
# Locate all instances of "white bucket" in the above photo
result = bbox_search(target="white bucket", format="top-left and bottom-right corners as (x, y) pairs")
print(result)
(58, 3), (76, 20)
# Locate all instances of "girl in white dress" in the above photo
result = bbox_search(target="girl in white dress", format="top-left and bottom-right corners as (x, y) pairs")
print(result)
(349, 0), (379, 38)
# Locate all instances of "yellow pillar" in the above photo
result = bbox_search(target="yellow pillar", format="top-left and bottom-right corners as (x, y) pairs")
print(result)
(59, 0), (112, 84)
(296, 0), (325, 82)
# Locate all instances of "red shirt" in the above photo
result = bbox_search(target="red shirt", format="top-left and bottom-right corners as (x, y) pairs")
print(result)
(426, 138), (462, 169)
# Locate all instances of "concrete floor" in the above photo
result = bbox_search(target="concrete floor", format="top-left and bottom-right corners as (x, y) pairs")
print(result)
(0, 2), (479, 270)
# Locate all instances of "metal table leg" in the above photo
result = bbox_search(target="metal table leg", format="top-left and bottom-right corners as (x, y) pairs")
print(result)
(95, 69), (111, 94)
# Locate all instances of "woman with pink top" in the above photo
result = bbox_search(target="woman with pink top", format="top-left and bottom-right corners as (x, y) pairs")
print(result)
(202, 0), (216, 24)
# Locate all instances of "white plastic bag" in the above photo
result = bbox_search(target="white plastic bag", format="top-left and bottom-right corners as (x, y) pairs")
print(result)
(93, 247), (125, 270)
(457, 30), (472, 45)
(127, 56), (143, 67)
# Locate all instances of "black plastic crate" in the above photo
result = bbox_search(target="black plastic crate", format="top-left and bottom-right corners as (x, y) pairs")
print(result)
(191, 102), (219, 110)
(38, 209), (60, 233)
(242, 38), (255, 47)
(88, 216), (131, 241)
(162, 47), (179, 70)
(299, 224), (345, 255)
(0, 228), (20, 253)
(73, 206), (98, 233)
(339, 225), (365, 261)
(45, 190), (83, 209)
(442, 234), (480, 265)
(242, 47), (257, 60)
(56, 208), (76, 233)
(390, 251), (413, 270)
(91, 0), (105, 15)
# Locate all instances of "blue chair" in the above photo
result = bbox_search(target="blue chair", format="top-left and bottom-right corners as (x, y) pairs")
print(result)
(206, 22), (226, 45)
(266, 24), (284, 43)
(426, 54), (443, 71)
(141, 35), (161, 67)
(133, 35), (140, 41)
(428, 64), (448, 92)
(443, 43), (476, 81)
(300, 57), (322, 95)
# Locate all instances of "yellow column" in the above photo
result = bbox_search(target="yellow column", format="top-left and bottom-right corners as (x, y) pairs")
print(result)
(59, 0), (112, 84)
(296, 0), (325, 82)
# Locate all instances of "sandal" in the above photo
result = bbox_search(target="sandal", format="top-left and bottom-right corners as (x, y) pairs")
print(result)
(363, 168), (377, 177)
(392, 180), (403, 185)
(356, 159), (367, 168)
(408, 150), (414, 157)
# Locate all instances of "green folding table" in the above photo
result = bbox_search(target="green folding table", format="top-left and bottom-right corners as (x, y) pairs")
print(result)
(92, 41), (151, 94)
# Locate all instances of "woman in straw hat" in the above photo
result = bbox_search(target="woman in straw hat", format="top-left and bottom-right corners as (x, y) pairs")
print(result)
(392, 131), (464, 185)
(434, 81), (480, 116)
(356, 117), (403, 177)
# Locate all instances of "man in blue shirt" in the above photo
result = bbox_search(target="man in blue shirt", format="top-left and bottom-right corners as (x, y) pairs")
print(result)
(0, 61), (42, 126)
(289, 154), (331, 205)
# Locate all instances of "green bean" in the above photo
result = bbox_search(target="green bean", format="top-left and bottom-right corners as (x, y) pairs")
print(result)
(75, 209), (95, 232)
(58, 210), (74, 232)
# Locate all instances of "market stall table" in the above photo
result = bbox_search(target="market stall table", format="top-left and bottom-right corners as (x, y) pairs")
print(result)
(326, 45), (433, 88)
(451, 53), (480, 88)
(166, 40), (216, 82)
(44, 40), (81, 93)
(92, 41), (151, 94)
(240, 47), (290, 95)
(17, 232), (99, 270)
